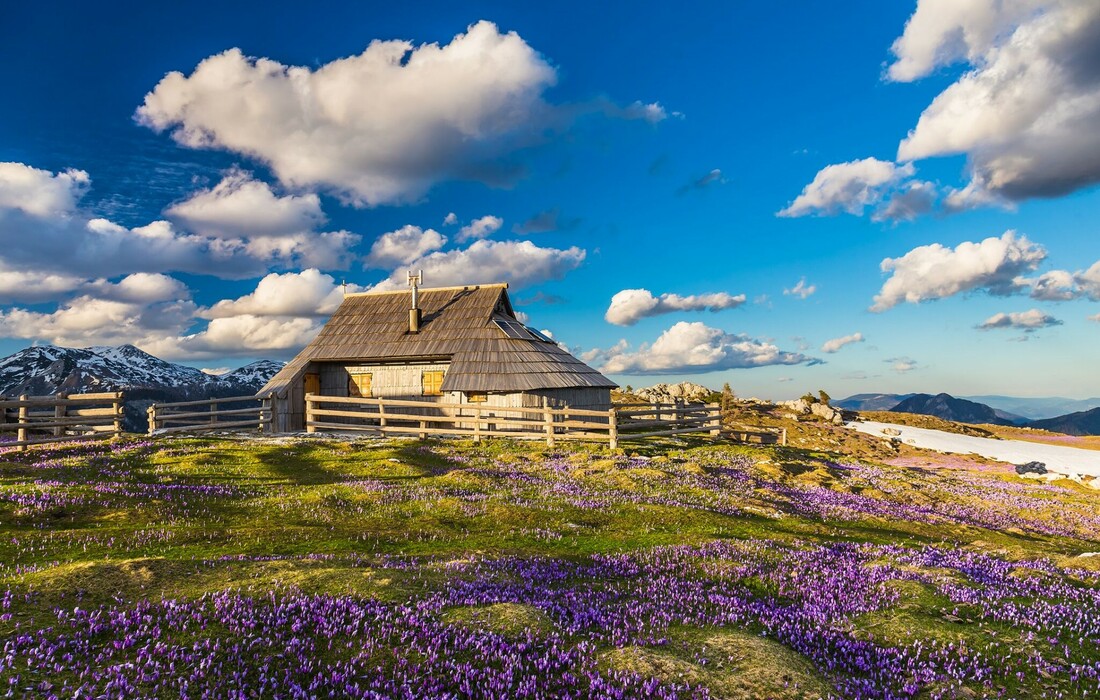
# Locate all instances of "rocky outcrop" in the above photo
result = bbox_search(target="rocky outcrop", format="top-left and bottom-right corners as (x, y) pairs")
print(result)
(1015, 461), (1047, 475)
(779, 398), (846, 425)
(633, 382), (714, 404)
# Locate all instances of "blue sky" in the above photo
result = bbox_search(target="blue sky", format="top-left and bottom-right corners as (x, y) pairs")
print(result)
(1, 0), (1099, 399)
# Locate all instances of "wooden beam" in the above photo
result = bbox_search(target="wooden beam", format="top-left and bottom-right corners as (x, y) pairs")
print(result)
(153, 419), (267, 435)
(153, 407), (263, 421)
(16, 395), (27, 452)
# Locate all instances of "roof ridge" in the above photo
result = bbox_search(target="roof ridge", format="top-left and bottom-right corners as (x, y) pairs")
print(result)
(344, 283), (509, 298)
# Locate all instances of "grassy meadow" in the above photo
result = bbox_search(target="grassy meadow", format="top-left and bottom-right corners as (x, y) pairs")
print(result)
(1, 430), (1099, 699)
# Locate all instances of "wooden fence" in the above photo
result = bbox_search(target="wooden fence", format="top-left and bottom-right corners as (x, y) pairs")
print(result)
(726, 424), (788, 446)
(0, 392), (124, 451)
(304, 394), (721, 448)
(147, 395), (272, 435)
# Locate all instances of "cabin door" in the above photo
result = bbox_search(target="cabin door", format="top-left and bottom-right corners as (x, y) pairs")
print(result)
(304, 372), (320, 399)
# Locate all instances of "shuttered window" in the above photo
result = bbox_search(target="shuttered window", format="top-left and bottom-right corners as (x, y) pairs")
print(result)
(466, 391), (487, 403)
(348, 373), (372, 398)
(422, 370), (444, 396)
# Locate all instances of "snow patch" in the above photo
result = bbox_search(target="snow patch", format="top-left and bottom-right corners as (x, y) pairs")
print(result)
(849, 420), (1100, 479)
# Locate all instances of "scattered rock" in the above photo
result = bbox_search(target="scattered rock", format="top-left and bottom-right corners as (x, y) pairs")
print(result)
(632, 382), (713, 404)
(778, 398), (845, 425)
(1014, 461), (1047, 475)
(881, 427), (902, 436)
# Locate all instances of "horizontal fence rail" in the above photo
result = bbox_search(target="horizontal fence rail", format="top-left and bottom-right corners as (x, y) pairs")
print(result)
(726, 424), (788, 446)
(303, 394), (721, 449)
(0, 392), (124, 451)
(148, 395), (272, 436)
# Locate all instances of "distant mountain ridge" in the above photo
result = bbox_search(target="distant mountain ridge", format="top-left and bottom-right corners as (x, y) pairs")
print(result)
(839, 392), (1100, 421)
(961, 395), (1100, 421)
(837, 390), (1100, 435)
(833, 393), (915, 412)
(0, 344), (284, 431)
(889, 393), (1016, 426)
(1027, 407), (1100, 436)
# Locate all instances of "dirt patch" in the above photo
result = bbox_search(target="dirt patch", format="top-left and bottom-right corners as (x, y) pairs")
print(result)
(442, 602), (552, 636)
(603, 630), (835, 699)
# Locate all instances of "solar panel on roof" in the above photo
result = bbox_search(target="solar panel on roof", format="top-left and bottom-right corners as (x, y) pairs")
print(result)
(525, 326), (556, 343)
(493, 319), (533, 340)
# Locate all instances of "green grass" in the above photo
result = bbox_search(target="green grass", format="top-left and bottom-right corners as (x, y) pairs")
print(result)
(1, 434), (1098, 698)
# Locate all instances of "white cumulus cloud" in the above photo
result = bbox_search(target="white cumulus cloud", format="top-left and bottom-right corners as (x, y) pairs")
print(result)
(373, 239), (585, 291)
(977, 309), (1062, 330)
(0, 274), (197, 348)
(456, 215), (504, 243)
(200, 269), (364, 319)
(778, 158), (924, 218)
(821, 332), (865, 353)
(0, 162), (90, 218)
(0, 162), (359, 280)
(365, 225), (447, 269)
(143, 315), (324, 361)
(871, 231), (1046, 311)
(604, 289), (746, 326)
(597, 321), (816, 375)
(137, 22), (663, 206)
(892, 0), (1100, 202)
(166, 168), (325, 238)
(1017, 260), (1100, 302)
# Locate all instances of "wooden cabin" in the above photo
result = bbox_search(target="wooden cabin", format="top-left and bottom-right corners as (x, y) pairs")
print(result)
(259, 282), (617, 433)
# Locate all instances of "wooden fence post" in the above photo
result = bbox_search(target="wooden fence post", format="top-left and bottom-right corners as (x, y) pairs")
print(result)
(418, 420), (427, 440)
(305, 395), (316, 434)
(17, 394), (28, 452)
(260, 396), (271, 434)
(209, 399), (218, 428)
(780, 428), (788, 447)
(147, 404), (158, 436)
(608, 407), (618, 450)
(112, 393), (123, 439)
(378, 397), (387, 436)
(53, 393), (67, 437)
(708, 402), (721, 438)
(473, 406), (482, 443)
(542, 396), (555, 447)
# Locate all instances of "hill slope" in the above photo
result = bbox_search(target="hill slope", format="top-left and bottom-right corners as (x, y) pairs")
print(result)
(1028, 407), (1100, 436)
(889, 393), (1015, 426)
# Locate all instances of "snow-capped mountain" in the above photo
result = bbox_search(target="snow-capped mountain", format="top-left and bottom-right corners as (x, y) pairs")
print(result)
(0, 344), (285, 431)
(217, 361), (287, 389)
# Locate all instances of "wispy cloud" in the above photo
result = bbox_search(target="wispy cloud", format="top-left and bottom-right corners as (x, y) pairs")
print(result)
(784, 278), (817, 299)
(820, 332), (864, 353)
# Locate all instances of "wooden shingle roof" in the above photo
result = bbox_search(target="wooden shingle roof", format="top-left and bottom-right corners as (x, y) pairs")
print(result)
(260, 283), (616, 395)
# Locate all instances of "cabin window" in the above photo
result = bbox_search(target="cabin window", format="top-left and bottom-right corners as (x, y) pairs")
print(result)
(348, 373), (372, 398)
(466, 391), (488, 403)
(304, 373), (320, 396)
(422, 370), (445, 396)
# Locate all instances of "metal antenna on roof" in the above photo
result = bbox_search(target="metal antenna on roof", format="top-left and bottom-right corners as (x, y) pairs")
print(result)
(407, 270), (423, 333)
(342, 279), (347, 297)
(407, 270), (422, 307)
